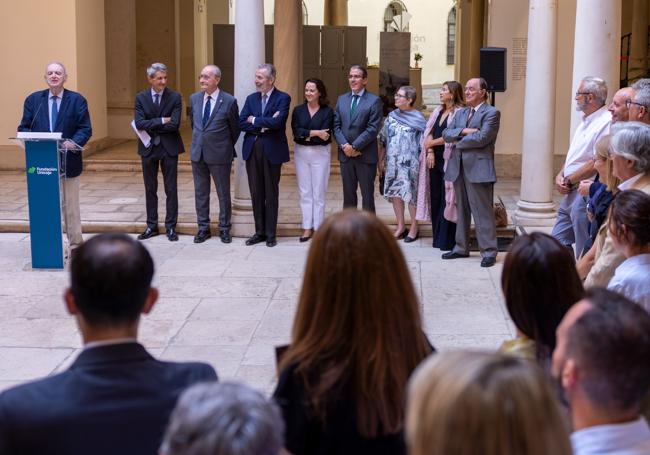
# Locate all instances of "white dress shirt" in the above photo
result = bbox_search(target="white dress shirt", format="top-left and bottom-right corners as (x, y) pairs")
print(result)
(608, 254), (650, 312)
(203, 89), (219, 118)
(618, 173), (645, 191)
(564, 107), (611, 176)
(571, 418), (650, 455)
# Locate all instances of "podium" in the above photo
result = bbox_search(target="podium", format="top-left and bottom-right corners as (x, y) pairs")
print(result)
(12, 133), (81, 269)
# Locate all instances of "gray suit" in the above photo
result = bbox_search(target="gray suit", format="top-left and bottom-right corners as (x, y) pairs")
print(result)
(333, 90), (383, 212)
(189, 89), (240, 231)
(442, 103), (500, 258)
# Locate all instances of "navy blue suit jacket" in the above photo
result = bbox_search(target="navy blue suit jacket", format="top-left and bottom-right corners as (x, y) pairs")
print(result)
(0, 342), (217, 455)
(18, 89), (92, 178)
(239, 88), (291, 164)
(134, 87), (185, 157)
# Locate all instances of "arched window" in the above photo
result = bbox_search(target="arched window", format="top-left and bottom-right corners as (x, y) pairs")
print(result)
(447, 6), (456, 65)
(302, 1), (308, 25)
(384, 1), (409, 32)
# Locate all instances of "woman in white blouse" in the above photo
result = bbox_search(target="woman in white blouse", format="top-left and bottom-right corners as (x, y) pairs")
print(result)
(607, 189), (650, 312)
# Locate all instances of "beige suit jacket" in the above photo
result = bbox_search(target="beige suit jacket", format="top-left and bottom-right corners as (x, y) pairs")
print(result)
(585, 173), (650, 288)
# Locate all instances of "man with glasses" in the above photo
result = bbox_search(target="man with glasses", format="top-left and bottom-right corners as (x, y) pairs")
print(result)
(551, 76), (610, 258)
(627, 88), (650, 124)
(333, 65), (383, 213)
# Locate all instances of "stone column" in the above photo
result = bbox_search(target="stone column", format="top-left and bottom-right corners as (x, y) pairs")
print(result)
(515, 0), (558, 225)
(232, 0), (264, 213)
(324, 0), (347, 26)
(274, 0), (303, 145)
(629, 0), (649, 81)
(569, 0), (621, 133)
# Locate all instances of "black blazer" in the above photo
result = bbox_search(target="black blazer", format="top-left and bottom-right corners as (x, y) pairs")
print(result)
(0, 342), (217, 455)
(17, 89), (92, 178)
(291, 103), (334, 146)
(134, 87), (185, 157)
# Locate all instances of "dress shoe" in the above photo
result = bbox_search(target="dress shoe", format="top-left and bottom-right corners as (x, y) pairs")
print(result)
(166, 228), (179, 242)
(404, 233), (419, 243)
(220, 230), (232, 244)
(442, 251), (470, 260)
(193, 229), (211, 243)
(481, 257), (497, 268)
(138, 227), (159, 240)
(245, 234), (267, 246)
(299, 234), (312, 243)
(266, 238), (277, 247)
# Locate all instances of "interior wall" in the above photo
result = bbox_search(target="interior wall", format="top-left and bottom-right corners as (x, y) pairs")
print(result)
(0, 0), (107, 168)
(136, 0), (177, 93)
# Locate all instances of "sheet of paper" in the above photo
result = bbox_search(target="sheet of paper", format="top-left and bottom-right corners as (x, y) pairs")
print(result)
(130, 120), (151, 148)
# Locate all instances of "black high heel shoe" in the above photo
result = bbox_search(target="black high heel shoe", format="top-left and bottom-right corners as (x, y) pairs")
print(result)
(404, 233), (419, 243)
(394, 229), (408, 240)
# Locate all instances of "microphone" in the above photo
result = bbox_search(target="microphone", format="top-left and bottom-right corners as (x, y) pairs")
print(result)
(29, 96), (46, 132)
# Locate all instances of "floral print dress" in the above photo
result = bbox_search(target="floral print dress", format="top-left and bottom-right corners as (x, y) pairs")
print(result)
(380, 115), (423, 204)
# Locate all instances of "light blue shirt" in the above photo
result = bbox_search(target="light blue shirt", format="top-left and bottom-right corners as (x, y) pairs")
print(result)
(608, 254), (650, 313)
(350, 88), (365, 108)
(571, 418), (650, 455)
(48, 89), (64, 132)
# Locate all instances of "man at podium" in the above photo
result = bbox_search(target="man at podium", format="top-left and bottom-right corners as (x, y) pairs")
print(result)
(17, 61), (92, 251)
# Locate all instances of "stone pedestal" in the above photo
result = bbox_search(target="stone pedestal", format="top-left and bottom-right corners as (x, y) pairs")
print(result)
(515, 0), (558, 226)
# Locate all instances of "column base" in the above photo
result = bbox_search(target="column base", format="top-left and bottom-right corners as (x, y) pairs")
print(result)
(513, 200), (557, 227)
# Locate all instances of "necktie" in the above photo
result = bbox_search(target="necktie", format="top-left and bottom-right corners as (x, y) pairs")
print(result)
(154, 93), (160, 106)
(203, 95), (212, 128)
(350, 94), (359, 119)
(466, 107), (475, 126)
(51, 95), (58, 132)
(261, 93), (268, 114)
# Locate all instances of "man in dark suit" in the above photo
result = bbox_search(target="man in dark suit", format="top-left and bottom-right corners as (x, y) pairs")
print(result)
(189, 64), (240, 244)
(333, 65), (383, 213)
(442, 77), (500, 267)
(18, 61), (92, 250)
(134, 63), (185, 242)
(239, 63), (291, 247)
(0, 233), (217, 455)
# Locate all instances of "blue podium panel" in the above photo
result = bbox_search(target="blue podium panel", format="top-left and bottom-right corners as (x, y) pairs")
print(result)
(24, 141), (64, 269)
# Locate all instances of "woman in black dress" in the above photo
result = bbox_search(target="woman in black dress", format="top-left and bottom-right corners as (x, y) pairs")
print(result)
(416, 81), (465, 250)
(273, 210), (434, 455)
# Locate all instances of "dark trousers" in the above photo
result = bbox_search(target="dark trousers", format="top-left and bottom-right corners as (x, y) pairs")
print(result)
(191, 157), (232, 231)
(246, 139), (282, 239)
(141, 148), (178, 230)
(340, 158), (376, 213)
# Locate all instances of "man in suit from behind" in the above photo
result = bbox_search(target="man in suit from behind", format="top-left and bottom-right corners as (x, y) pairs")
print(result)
(239, 63), (291, 248)
(442, 77), (500, 267)
(0, 233), (217, 455)
(189, 65), (240, 244)
(17, 61), (92, 251)
(333, 64), (383, 213)
(134, 62), (185, 242)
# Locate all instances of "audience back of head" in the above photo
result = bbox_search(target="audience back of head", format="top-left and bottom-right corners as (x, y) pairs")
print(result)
(501, 232), (584, 364)
(278, 209), (432, 438)
(406, 351), (572, 455)
(553, 288), (650, 419)
(161, 382), (283, 455)
(69, 232), (155, 327)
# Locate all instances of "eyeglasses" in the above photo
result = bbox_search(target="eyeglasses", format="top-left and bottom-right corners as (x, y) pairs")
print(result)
(575, 91), (591, 97)
(348, 75), (364, 80)
(394, 93), (407, 98)
(625, 99), (646, 109)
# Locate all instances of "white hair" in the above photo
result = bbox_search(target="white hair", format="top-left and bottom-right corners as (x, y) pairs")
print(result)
(610, 121), (650, 173)
(147, 62), (167, 78)
(581, 76), (608, 105)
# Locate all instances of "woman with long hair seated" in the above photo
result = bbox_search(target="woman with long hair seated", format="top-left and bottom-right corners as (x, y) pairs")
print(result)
(273, 210), (434, 455)
(499, 232), (584, 370)
(607, 189), (650, 311)
(406, 351), (572, 455)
